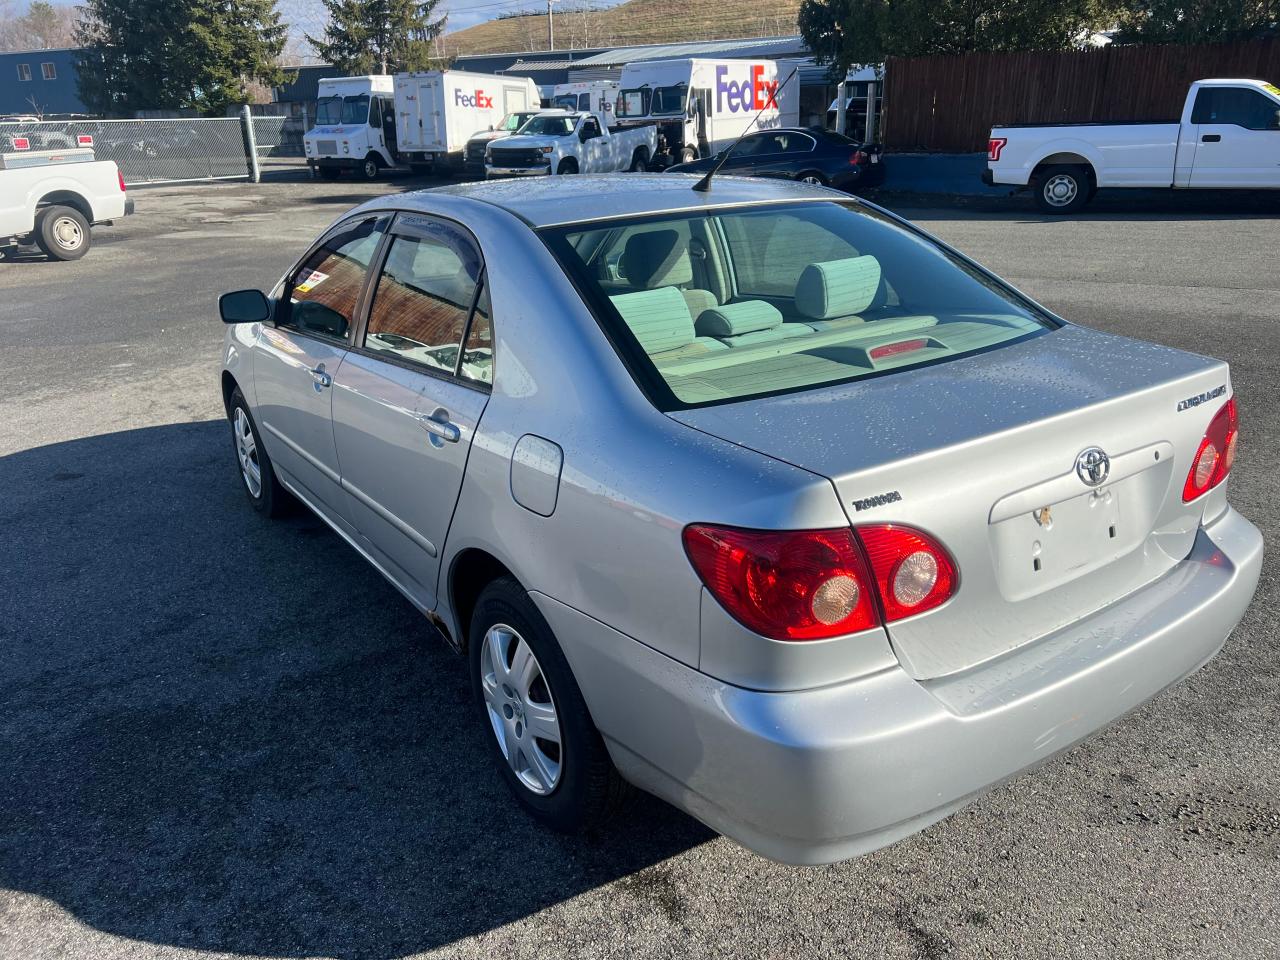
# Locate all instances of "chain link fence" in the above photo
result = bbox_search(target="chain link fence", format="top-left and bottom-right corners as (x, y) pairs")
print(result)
(0, 117), (254, 185)
(250, 115), (306, 158)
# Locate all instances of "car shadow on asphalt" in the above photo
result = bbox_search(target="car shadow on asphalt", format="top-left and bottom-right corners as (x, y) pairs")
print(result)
(0, 419), (713, 959)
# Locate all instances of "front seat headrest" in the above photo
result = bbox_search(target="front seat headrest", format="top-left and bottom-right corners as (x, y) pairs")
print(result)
(621, 229), (695, 290)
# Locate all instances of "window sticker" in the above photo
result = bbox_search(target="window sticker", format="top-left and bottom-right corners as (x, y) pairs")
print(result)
(295, 269), (329, 294)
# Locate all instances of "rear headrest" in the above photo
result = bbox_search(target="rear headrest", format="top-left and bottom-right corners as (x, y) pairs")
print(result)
(621, 230), (695, 290)
(609, 286), (696, 354)
(696, 300), (783, 338)
(794, 255), (882, 319)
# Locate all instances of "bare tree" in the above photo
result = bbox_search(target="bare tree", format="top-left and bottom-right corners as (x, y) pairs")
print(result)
(0, 0), (77, 52)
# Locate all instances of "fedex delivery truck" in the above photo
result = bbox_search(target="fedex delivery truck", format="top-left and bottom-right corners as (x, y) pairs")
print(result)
(395, 71), (540, 174)
(614, 58), (800, 168)
(303, 75), (399, 180)
(550, 80), (620, 118)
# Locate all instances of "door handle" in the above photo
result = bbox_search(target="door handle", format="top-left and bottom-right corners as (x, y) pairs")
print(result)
(309, 364), (332, 391)
(1202, 134), (1221, 143)
(418, 409), (461, 444)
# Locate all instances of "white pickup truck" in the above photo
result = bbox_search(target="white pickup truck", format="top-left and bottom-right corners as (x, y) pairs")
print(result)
(0, 145), (133, 260)
(985, 78), (1280, 212)
(484, 110), (656, 177)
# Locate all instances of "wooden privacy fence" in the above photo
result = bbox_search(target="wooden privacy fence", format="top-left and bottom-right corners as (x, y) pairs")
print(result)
(883, 38), (1280, 153)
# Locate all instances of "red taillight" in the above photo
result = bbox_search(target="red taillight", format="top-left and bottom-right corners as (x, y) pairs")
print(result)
(988, 137), (1007, 161)
(682, 525), (880, 640)
(118, 169), (126, 192)
(1182, 398), (1238, 502)
(856, 525), (957, 622)
(683, 522), (958, 641)
(850, 150), (869, 166)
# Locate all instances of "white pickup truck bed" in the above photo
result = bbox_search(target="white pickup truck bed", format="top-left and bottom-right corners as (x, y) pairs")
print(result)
(0, 147), (132, 259)
(985, 78), (1280, 212)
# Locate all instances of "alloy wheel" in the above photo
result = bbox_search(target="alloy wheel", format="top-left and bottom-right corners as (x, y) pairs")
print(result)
(480, 623), (562, 795)
(234, 407), (262, 498)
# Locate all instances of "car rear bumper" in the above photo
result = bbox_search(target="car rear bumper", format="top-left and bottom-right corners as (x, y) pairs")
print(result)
(535, 506), (1262, 865)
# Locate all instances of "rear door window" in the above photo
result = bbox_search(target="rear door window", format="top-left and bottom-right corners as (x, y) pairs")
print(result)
(363, 218), (490, 382)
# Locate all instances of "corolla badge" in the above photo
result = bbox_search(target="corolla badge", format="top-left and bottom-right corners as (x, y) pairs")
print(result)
(1075, 447), (1111, 487)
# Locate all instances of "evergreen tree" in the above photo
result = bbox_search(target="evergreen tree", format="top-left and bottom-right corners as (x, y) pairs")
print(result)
(799, 0), (1118, 77)
(308, 0), (448, 74)
(1112, 0), (1277, 44)
(76, 0), (287, 115)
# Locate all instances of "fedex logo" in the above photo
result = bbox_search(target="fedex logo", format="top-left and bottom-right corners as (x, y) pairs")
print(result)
(454, 88), (494, 109)
(715, 65), (779, 114)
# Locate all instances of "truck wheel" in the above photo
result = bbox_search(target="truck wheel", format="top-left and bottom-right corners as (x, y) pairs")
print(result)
(469, 576), (630, 831)
(681, 147), (697, 164)
(35, 205), (91, 261)
(797, 171), (828, 186)
(556, 158), (578, 175)
(360, 155), (380, 180)
(1034, 165), (1090, 214)
(629, 148), (648, 172)
(317, 166), (341, 180)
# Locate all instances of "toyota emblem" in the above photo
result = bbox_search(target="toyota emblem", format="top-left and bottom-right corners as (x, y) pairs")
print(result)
(1075, 447), (1111, 487)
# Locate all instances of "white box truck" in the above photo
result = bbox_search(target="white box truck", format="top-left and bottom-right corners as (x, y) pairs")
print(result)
(394, 71), (540, 174)
(613, 58), (800, 168)
(550, 79), (620, 118)
(303, 75), (399, 181)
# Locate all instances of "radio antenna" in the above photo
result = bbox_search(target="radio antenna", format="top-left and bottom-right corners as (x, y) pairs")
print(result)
(692, 66), (798, 194)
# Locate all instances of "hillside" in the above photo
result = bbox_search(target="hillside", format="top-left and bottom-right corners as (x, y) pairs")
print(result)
(437, 0), (803, 58)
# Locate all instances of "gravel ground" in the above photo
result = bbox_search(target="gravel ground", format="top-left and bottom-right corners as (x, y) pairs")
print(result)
(1, 170), (1277, 960)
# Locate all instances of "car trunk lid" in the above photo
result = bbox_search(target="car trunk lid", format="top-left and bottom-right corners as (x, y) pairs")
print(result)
(669, 326), (1231, 679)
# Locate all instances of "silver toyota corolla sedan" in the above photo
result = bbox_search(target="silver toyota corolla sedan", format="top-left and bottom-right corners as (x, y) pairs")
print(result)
(218, 174), (1262, 864)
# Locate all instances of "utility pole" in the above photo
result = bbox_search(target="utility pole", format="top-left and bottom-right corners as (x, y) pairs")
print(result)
(547, 0), (556, 50)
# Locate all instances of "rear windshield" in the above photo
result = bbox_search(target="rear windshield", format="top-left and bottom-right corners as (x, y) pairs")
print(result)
(541, 202), (1055, 410)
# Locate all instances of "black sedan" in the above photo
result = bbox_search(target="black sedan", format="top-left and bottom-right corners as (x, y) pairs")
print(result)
(665, 128), (885, 191)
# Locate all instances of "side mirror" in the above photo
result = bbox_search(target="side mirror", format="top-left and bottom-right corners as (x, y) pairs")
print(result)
(579, 127), (590, 142)
(219, 288), (270, 324)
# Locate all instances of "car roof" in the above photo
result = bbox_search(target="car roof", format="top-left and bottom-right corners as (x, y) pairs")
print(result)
(376, 174), (842, 229)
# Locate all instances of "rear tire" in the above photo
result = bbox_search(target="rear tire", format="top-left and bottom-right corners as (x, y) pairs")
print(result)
(228, 388), (289, 518)
(360, 155), (380, 180)
(797, 171), (828, 186)
(680, 146), (697, 164)
(34, 205), (90, 261)
(468, 576), (630, 832)
(629, 148), (648, 172)
(1034, 164), (1091, 214)
(556, 158), (578, 175)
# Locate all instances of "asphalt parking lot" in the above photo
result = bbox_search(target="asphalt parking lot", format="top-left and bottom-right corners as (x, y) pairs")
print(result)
(1, 170), (1277, 960)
